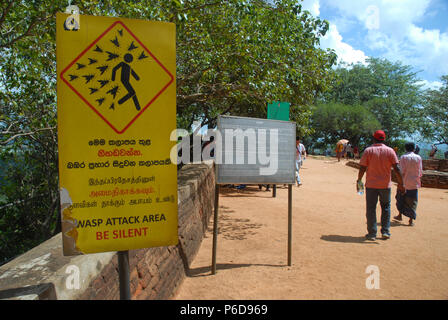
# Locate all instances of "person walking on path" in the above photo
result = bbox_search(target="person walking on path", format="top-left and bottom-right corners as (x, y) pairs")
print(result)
(335, 142), (345, 162)
(429, 144), (438, 159)
(296, 137), (307, 186)
(346, 143), (353, 159)
(357, 130), (405, 241)
(414, 144), (420, 155)
(394, 142), (423, 226)
(353, 146), (360, 159)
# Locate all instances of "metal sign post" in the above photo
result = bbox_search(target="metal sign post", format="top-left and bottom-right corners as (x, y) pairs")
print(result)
(288, 185), (292, 266)
(118, 251), (131, 300)
(212, 184), (293, 273)
(211, 184), (220, 275)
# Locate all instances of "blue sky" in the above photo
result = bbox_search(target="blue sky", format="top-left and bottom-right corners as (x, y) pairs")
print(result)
(300, 0), (448, 89)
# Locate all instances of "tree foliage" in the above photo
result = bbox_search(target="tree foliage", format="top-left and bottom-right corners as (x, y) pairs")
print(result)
(0, 0), (336, 263)
(420, 75), (448, 146)
(175, 0), (336, 136)
(308, 102), (380, 150)
(323, 58), (424, 140)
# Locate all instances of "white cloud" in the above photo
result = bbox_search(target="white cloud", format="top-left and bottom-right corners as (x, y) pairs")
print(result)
(320, 24), (368, 65)
(301, 0), (320, 16)
(407, 26), (448, 76)
(323, 0), (431, 37)
(320, 0), (448, 80)
(298, 1), (369, 65)
(418, 79), (443, 90)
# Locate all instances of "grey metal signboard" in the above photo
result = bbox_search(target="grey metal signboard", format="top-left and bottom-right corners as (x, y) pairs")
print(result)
(216, 115), (296, 184)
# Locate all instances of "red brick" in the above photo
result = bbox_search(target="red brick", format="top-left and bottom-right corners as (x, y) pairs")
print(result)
(102, 264), (118, 283)
(139, 272), (152, 289)
(92, 277), (104, 291)
(137, 259), (148, 275)
(132, 282), (144, 299)
(134, 289), (149, 300)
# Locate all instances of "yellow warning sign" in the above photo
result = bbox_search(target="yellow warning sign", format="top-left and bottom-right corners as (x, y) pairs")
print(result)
(60, 19), (173, 133)
(57, 13), (177, 255)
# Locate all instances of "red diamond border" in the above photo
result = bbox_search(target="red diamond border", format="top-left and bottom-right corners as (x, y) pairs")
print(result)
(60, 20), (174, 134)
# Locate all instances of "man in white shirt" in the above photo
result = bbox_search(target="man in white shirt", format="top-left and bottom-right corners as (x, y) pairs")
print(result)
(296, 137), (307, 186)
(394, 142), (423, 226)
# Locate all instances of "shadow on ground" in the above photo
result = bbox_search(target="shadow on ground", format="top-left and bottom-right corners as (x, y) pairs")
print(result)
(186, 263), (286, 277)
(205, 206), (264, 240)
(219, 185), (277, 198)
(374, 221), (408, 227)
(320, 235), (380, 244)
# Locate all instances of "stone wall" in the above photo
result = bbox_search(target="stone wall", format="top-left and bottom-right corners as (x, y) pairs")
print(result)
(0, 161), (215, 300)
(422, 159), (448, 172)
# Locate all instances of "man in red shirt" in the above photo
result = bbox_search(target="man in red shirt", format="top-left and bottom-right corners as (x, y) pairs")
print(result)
(357, 130), (405, 241)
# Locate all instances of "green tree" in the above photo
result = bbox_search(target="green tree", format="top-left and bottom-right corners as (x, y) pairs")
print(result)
(1, 0), (63, 263)
(308, 102), (380, 150)
(0, 0), (182, 264)
(323, 58), (423, 140)
(176, 0), (337, 135)
(420, 75), (448, 146)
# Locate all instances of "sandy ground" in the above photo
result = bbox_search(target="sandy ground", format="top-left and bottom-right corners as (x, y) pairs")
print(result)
(174, 157), (448, 300)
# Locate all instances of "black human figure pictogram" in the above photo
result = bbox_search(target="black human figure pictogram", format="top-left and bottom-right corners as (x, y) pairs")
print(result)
(111, 53), (141, 111)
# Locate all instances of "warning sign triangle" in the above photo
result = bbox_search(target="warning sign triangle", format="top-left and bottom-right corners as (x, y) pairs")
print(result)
(60, 21), (174, 134)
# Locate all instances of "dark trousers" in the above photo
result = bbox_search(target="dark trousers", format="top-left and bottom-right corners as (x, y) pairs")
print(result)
(366, 188), (391, 236)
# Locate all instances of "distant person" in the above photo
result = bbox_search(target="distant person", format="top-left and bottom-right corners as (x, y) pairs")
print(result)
(343, 142), (350, 159)
(346, 143), (353, 159)
(353, 146), (360, 159)
(414, 144), (420, 155)
(394, 142), (423, 226)
(335, 143), (344, 162)
(296, 137), (307, 186)
(445, 150), (448, 159)
(429, 144), (438, 159)
(357, 130), (405, 241)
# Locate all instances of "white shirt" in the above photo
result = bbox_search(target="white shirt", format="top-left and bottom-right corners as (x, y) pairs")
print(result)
(345, 144), (353, 153)
(296, 143), (306, 161)
(399, 152), (423, 190)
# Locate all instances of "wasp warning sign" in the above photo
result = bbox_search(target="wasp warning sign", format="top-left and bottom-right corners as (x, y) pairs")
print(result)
(60, 20), (174, 134)
(57, 13), (177, 255)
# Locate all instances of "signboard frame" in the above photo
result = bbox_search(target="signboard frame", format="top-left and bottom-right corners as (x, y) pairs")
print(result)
(211, 115), (295, 274)
(215, 115), (296, 185)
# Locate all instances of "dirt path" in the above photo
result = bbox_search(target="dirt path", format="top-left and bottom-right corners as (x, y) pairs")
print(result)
(174, 157), (448, 300)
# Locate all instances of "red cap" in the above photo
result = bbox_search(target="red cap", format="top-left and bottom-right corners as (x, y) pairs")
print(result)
(373, 130), (386, 141)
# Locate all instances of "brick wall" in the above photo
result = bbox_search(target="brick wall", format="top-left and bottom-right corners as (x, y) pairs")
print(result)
(422, 159), (448, 172)
(0, 161), (215, 300)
